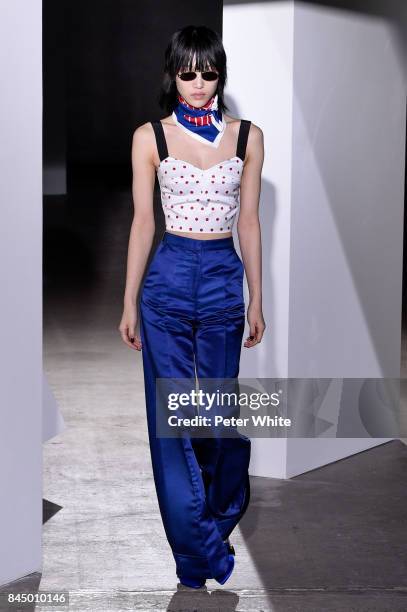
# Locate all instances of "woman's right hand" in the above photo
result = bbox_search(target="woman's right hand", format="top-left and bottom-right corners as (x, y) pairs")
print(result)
(118, 304), (142, 351)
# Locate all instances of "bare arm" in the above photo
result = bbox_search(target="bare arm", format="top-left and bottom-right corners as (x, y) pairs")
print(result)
(119, 123), (156, 350)
(237, 123), (266, 347)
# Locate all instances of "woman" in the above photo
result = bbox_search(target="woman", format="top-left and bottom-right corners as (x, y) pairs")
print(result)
(119, 24), (265, 589)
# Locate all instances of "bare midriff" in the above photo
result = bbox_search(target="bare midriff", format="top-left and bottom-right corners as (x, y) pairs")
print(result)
(167, 230), (233, 240)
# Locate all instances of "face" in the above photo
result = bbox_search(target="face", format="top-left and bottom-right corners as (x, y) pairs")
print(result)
(175, 55), (219, 107)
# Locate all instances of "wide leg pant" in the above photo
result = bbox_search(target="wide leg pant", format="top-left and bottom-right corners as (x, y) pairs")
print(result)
(139, 231), (251, 581)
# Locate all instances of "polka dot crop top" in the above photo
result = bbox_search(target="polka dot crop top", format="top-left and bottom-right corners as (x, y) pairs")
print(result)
(151, 119), (251, 234)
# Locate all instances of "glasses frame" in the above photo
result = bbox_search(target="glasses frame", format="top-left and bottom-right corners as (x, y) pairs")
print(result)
(177, 70), (219, 82)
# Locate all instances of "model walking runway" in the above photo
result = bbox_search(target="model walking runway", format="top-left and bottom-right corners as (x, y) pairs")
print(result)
(119, 24), (265, 588)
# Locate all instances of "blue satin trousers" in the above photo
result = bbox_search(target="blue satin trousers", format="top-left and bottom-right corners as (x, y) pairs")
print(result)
(139, 231), (251, 581)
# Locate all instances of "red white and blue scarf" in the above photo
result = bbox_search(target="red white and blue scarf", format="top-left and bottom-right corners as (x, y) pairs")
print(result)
(172, 93), (226, 148)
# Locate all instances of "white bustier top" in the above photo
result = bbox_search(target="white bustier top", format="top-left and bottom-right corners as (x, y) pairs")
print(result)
(151, 119), (251, 234)
(157, 156), (243, 233)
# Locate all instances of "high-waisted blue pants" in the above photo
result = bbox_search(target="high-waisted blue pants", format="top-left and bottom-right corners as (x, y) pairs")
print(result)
(139, 231), (251, 581)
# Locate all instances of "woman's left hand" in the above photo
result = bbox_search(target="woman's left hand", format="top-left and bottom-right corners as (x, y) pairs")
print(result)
(244, 300), (266, 347)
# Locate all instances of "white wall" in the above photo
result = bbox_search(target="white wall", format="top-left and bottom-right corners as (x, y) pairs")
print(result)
(287, 2), (405, 476)
(223, 1), (405, 477)
(0, 1), (43, 585)
(290, 3), (405, 379)
(224, 1), (295, 478)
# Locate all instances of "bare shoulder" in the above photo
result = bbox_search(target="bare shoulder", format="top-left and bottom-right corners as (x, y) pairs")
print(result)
(224, 115), (263, 141)
(132, 120), (156, 148)
(245, 121), (264, 161)
(131, 121), (158, 166)
(246, 121), (263, 144)
(223, 114), (243, 138)
(224, 116), (264, 161)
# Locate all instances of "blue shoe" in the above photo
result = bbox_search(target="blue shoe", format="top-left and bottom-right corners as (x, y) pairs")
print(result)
(223, 537), (236, 556)
(214, 553), (235, 585)
(179, 575), (206, 589)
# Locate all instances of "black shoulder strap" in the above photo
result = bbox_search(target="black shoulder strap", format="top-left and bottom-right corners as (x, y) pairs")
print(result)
(236, 119), (251, 161)
(151, 120), (168, 161)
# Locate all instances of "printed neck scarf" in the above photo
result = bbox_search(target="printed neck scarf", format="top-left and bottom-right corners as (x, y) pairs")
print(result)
(172, 93), (226, 148)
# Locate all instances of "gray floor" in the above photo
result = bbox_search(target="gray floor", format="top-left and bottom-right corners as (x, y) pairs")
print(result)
(2, 186), (407, 611)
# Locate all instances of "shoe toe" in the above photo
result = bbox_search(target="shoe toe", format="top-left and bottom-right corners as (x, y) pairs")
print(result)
(179, 576), (206, 589)
(215, 553), (235, 585)
(223, 538), (236, 556)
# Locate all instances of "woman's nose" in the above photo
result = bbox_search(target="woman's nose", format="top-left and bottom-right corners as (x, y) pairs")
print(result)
(194, 75), (204, 87)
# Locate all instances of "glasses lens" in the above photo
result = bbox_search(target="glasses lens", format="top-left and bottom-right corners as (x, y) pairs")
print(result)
(178, 72), (197, 81)
(202, 71), (219, 81)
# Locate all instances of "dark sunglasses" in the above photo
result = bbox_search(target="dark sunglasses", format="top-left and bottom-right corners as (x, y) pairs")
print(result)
(177, 70), (219, 82)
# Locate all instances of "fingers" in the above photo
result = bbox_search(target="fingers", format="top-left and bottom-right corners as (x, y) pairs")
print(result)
(119, 325), (143, 351)
(244, 321), (258, 348)
(243, 320), (266, 348)
(129, 331), (143, 351)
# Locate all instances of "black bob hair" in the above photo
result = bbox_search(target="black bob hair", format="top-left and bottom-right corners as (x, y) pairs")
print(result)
(158, 25), (229, 115)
